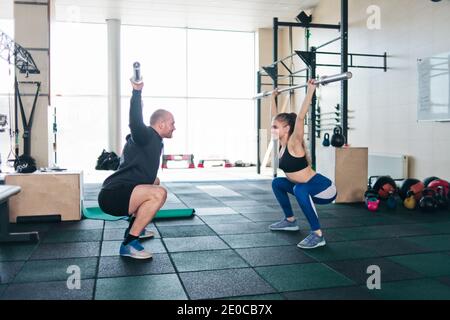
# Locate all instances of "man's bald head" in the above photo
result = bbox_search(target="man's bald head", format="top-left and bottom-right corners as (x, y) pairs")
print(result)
(150, 109), (171, 126)
(150, 109), (176, 139)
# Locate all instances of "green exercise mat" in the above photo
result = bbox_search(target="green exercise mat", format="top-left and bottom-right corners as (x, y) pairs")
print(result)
(82, 206), (195, 221)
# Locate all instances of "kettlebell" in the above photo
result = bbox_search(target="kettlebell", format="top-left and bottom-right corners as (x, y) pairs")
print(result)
(404, 191), (417, 210)
(322, 133), (331, 147)
(386, 192), (397, 210)
(435, 186), (448, 209)
(331, 126), (345, 148)
(419, 188), (438, 213)
(365, 189), (380, 212)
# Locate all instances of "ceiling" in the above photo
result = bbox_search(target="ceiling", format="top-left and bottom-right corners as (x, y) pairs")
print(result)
(51, 0), (320, 31)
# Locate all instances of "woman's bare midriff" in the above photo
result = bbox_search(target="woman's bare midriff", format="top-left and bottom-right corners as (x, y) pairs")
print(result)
(285, 166), (317, 184)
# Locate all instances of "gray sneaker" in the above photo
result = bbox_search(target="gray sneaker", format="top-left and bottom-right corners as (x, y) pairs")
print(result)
(297, 232), (326, 249)
(269, 219), (300, 232)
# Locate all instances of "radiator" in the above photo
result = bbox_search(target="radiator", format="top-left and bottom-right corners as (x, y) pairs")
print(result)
(368, 153), (409, 180)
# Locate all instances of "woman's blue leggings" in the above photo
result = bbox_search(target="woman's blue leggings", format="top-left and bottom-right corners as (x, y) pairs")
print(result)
(272, 174), (337, 232)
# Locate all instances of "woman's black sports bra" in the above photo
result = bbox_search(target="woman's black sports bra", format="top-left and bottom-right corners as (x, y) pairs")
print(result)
(279, 146), (309, 173)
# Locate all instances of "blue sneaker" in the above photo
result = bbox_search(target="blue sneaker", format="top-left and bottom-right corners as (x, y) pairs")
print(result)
(297, 232), (326, 249)
(124, 228), (155, 240)
(269, 219), (300, 232)
(119, 239), (153, 259)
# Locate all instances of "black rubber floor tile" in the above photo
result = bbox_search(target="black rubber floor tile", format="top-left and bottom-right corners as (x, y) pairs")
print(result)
(182, 200), (224, 208)
(221, 200), (262, 208)
(163, 236), (229, 252)
(2, 279), (95, 300)
(221, 233), (291, 249)
(402, 234), (450, 252)
(255, 263), (354, 292)
(95, 275), (187, 300)
(179, 268), (276, 300)
(171, 250), (248, 272)
(366, 278), (450, 300)
(104, 220), (132, 230)
(52, 219), (104, 231)
(209, 222), (271, 235)
(13, 257), (98, 283)
(283, 286), (376, 300)
(325, 258), (423, 285)
(387, 253), (450, 277)
(423, 222), (450, 234)
(157, 225), (214, 238)
(234, 206), (277, 214)
(194, 207), (237, 216)
(375, 224), (439, 238)
(200, 214), (252, 225)
(303, 241), (380, 262)
(42, 229), (103, 243)
(97, 254), (175, 278)
(236, 246), (315, 267)
(241, 212), (286, 222)
(0, 261), (25, 284)
(316, 218), (360, 229)
(0, 243), (38, 262)
(436, 276), (450, 287)
(30, 242), (101, 260)
(0, 285), (5, 298)
(357, 238), (431, 257)
(154, 216), (205, 227)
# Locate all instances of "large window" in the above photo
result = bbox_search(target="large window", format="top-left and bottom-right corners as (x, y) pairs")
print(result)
(51, 22), (108, 170)
(121, 26), (256, 165)
(53, 22), (256, 172)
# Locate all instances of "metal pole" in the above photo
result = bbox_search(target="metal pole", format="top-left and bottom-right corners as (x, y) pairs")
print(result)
(341, 0), (349, 143)
(315, 36), (342, 50)
(273, 17), (279, 178)
(106, 19), (122, 154)
(257, 71), (261, 175)
(277, 22), (340, 30)
(310, 48), (317, 170)
(273, 17), (279, 92)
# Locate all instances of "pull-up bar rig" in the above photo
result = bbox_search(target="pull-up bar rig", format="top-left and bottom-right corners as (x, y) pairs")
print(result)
(256, 0), (389, 175)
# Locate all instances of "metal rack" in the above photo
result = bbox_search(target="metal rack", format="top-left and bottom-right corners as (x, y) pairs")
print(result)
(256, 0), (388, 174)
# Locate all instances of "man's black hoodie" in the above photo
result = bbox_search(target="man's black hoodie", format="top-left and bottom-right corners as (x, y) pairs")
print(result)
(101, 90), (163, 190)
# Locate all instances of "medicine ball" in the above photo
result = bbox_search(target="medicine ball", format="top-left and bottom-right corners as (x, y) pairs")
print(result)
(372, 176), (397, 200)
(423, 176), (440, 188)
(399, 179), (425, 201)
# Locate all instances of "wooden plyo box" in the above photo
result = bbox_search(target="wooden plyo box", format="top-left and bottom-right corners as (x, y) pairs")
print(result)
(5, 171), (83, 222)
(316, 147), (368, 203)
